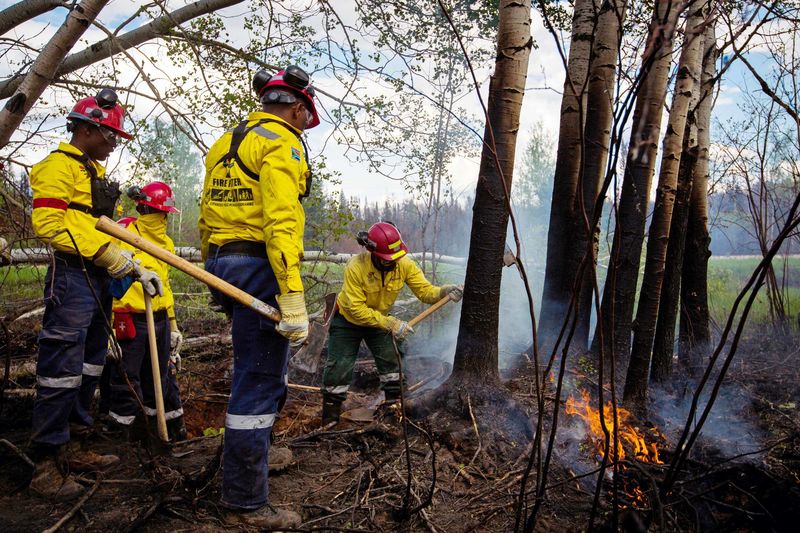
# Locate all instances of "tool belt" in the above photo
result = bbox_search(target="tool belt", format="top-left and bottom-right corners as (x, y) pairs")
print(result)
(53, 251), (106, 276)
(208, 240), (267, 258)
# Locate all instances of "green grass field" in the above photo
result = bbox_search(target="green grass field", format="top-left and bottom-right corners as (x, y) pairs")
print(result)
(1, 255), (795, 329)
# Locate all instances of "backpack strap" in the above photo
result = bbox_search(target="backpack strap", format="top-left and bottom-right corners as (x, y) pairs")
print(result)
(52, 149), (98, 213)
(212, 118), (313, 199)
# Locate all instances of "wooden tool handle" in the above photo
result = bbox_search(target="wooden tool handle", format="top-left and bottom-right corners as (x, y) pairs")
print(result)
(145, 293), (169, 442)
(96, 216), (281, 322)
(408, 292), (455, 328)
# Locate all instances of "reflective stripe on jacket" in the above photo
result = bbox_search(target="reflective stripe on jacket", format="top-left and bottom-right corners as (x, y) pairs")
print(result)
(30, 142), (112, 257)
(198, 111), (309, 295)
(112, 214), (176, 317)
(337, 253), (443, 330)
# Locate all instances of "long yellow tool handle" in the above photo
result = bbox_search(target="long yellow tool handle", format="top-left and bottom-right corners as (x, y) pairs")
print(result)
(144, 293), (169, 442)
(408, 292), (456, 328)
(96, 216), (281, 322)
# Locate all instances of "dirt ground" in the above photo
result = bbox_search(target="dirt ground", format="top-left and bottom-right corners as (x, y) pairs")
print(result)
(2, 316), (800, 532)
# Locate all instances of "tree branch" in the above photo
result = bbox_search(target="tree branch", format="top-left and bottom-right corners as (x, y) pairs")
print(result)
(0, 0), (69, 37)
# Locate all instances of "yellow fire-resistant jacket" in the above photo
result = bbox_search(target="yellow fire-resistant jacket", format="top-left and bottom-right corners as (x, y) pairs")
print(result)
(338, 252), (444, 330)
(30, 142), (114, 257)
(112, 214), (176, 317)
(198, 111), (310, 295)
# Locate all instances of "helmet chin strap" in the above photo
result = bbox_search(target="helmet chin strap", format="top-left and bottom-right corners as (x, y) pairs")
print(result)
(371, 254), (396, 272)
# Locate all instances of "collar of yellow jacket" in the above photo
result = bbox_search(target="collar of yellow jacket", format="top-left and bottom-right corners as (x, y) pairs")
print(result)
(247, 111), (302, 136)
(57, 141), (106, 174)
(132, 213), (168, 248)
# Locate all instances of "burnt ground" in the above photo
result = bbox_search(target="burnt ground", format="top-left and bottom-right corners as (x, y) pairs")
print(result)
(1, 316), (800, 532)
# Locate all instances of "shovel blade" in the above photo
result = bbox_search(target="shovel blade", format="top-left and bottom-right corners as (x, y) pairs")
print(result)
(290, 293), (336, 374)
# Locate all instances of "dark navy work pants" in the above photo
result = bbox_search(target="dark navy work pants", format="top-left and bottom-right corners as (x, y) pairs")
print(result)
(205, 251), (289, 510)
(31, 259), (111, 447)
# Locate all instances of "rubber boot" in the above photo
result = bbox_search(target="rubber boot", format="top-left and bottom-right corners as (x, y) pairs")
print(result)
(321, 399), (341, 426)
(167, 416), (188, 442)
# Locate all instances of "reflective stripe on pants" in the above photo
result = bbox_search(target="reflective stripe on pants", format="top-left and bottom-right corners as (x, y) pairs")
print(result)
(31, 262), (111, 446)
(322, 314), (405, 404)
(206, 253), (289, 510)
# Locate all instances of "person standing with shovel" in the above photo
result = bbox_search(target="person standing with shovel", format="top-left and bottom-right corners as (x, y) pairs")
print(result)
(321, 221), (463, 425)
(105, 182), (186, 442)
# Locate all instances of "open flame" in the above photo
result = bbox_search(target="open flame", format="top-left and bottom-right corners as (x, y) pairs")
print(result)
(565, 389), (663, 464)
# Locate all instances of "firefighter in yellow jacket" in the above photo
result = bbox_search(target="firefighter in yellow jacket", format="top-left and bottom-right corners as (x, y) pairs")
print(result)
(28, 89), (162, 501)
(198, 65), (319, 529)
(107, 182), (186, 441)
(321, 222), (463, 424)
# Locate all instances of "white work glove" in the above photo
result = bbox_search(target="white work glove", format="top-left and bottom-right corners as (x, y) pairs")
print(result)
(440, 284), (464, 302)
(94, 244), (136, 278)
(133, 262), (163, 297)
(276, 292), (309, 347)
(169, 353), (182, 373)
(169, 318), (183, 355)
(387, 316), (414, 340)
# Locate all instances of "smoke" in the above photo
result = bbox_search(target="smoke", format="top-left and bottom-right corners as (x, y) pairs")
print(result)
(650, 379), (767, 463)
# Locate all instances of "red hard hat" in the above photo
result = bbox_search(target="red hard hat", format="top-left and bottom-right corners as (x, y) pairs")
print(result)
(67, 88), (133, 140)
(254, 66), (320, 129)
(362, 222), (408, 261)
(136, 181), (180, 213)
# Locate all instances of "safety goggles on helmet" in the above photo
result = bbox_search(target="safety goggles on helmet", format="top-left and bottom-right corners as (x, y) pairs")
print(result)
(252, 65), (320, 128)
(127, 181), (180, 213)
(67, 88), (133, 140)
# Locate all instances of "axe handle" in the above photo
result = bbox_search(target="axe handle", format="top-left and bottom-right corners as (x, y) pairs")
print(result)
(95, 216), (281, 322)
(408, 292), (455, 328)
(145, 293), (169, 442)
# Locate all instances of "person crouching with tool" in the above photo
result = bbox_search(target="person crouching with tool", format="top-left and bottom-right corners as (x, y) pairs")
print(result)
(106, 182), (186, 442)
(320, 221), (463, 425)
(28, 89), (163, 501)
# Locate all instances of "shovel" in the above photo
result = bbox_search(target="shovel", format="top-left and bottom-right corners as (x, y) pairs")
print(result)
(290, 293), (337, 374)
(144, 292), (169, 442)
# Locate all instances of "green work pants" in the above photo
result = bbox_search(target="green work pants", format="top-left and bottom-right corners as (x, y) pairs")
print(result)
(322, 314), (404, 404)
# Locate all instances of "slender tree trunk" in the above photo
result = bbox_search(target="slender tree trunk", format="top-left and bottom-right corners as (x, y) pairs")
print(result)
(593, 0), (682, 376)
(0, 0), (67, 36)
(0, 0), (111, 149)
(569, 0), (628, 350)
(449, 0), (531, 384)
(679, 19), (716, 374)
(650, 73), (703, 383)
(0, 0), (245, 100)
(625, 5), (705, 408)
(539, 0), (597, 352)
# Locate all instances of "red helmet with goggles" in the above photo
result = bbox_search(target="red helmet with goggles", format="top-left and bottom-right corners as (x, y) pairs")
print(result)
(67, 88), (133, 140)
(127, 181), (180, 213)
(357, 221), (409, 261)
(253, 65), (320, 129)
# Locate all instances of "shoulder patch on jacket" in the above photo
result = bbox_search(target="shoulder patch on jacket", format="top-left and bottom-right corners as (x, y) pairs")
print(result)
(291, 147), (301, 161)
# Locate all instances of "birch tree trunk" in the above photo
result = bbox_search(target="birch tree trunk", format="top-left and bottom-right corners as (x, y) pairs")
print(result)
(449, 0), (532, 384)
(679, 20), (717, 374)
(0, 0), (67, 36)
(592, 0), (682, 376)
(0, 0), (110, 149)
(0, 0), (245, 100)
(539, 0), (597, 352)
(625, 4), (706, 408)
(568, 0), (628, 350)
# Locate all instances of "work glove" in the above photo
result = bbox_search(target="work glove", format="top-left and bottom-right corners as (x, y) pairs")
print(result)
(169, 353), (182, 374)
(386, 316), (414, 341)
(94, 244), (136, 278)
(169, 318), (183, 356)
(276, 292), (309, 347)
(133, 262), (163, 297)
(440, 284), (464, 302)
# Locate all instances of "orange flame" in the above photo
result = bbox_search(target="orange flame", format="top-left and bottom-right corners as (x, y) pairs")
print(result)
(565, 389), (663, 464)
